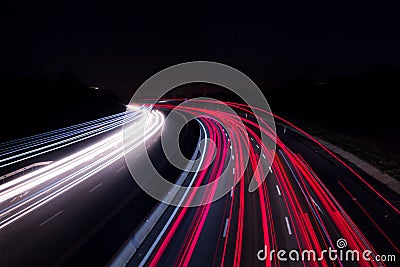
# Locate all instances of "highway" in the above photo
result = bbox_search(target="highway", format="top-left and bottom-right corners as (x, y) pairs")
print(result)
(122, 100), (399, 267)
(0, 99), (399, 266)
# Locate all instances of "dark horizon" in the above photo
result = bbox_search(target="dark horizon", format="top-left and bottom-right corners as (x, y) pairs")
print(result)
(1, 1), (399, 93)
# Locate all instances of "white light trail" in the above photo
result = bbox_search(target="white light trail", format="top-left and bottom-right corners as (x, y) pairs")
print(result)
(0, 112), (140, 168)
(0, 110), (165, 229)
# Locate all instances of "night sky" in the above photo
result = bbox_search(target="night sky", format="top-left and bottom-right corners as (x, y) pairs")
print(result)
(1, 1), (399, 92)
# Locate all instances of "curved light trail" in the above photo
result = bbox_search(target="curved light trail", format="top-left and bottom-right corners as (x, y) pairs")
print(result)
(0, 109), (164, 230)
(129, 99), (399, 267)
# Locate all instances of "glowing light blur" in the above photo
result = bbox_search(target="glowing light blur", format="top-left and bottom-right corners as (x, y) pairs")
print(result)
(0, 110), (164, 230)
(136, 99), (396, 267)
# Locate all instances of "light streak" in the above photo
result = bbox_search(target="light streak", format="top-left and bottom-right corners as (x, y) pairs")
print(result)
(0, 110), (164, 229)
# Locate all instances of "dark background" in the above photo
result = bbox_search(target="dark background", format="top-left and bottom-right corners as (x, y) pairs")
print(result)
(0, 1), (399, 153)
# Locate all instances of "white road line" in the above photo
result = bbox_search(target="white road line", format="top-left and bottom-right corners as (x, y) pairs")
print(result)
(285, 216), (292, 235)
(230, 188), (233, 197)
(40, 210), (63, 226)
(223, 218), (230, 237)
(269, 166), (273, 174)
(276, 185), (281, 196)
(89, 182), (103, 193)
(311, 197), (323, 213)
(256, 144), (259, 149)
(231, 155), (234, 160)
(116, 166), (125, 173)
(232, 168), (235, 175)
